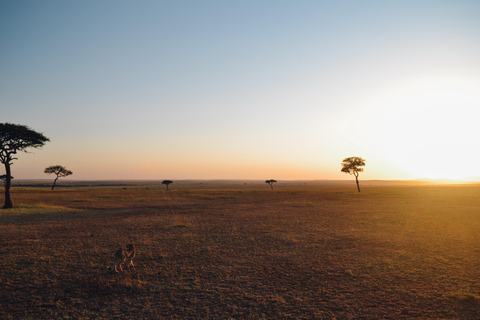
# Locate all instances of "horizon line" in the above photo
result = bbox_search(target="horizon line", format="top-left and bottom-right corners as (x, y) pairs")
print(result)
(9, 178), (480, 183)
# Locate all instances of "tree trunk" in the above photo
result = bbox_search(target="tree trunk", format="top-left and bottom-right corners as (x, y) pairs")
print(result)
(52, 176), (59, 190)
(355, 173), (361, 192)
(3, 163), (13, 208)
(166, 184), (169, 191)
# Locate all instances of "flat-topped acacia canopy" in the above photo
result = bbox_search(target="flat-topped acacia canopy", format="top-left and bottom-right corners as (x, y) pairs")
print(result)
(0, 123), (49, 208)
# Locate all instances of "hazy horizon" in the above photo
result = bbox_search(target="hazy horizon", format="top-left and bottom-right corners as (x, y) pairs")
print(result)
(10, 177), (478, 184)
(2, 1), (480, 181)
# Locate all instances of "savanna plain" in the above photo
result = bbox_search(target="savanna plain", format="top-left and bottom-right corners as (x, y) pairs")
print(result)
(2, 181), (480, 319)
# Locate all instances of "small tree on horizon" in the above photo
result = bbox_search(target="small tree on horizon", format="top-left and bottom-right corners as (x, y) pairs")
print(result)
(44, 165), (73, 190)
(162, 180), (173, 191)
(341, 156), (366, 192)
(0, 123), (49, 208)
(265, 179), (277, 190)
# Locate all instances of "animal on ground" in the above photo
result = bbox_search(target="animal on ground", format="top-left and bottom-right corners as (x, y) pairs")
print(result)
(107, 244), (136, 272)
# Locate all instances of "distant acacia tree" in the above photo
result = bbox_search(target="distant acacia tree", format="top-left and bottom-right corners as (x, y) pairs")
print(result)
(44, 165), (73, 190)
(0, 123), (49, 208)
(341, 157), (366, 192)
(265, 179), (277, 190)
(162, 180), (173, 191)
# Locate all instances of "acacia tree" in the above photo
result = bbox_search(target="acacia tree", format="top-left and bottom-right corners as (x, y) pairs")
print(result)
(0, 123), (49, 208)
(44, 165), (73, 190)
(341, 157), (366, 192)
(162, 180), (173, 191)
(265, 179), (277, 190)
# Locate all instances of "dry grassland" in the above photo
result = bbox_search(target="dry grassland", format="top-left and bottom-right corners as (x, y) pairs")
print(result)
(1, 184), (480, 319)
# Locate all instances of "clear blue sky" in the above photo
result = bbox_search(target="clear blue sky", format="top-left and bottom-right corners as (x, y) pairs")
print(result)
(2, 1), (480, 180)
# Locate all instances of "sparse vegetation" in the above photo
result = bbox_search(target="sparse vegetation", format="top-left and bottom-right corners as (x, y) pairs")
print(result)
(265, 179), (277, 190)
(44, 165), (73, 190)
(341, 156), (366, 192)
(1, 183), (480, 318)
(162, 180), (173, 191)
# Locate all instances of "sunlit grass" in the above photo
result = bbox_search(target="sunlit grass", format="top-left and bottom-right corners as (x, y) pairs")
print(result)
(2, 184), (480, 318)
(0, 204), (78, 215)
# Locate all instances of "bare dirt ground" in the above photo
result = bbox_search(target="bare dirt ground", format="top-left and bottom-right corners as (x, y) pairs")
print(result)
(1, 183), (480, 319)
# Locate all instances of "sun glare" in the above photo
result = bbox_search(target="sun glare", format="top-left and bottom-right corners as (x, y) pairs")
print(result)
(371, 79), (480, 180)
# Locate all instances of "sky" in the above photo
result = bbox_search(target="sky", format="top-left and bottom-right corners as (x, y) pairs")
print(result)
(1, 0), (480, 181)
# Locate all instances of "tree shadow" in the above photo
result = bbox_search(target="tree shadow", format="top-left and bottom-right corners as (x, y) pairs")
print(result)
(451, 294), (480, 318)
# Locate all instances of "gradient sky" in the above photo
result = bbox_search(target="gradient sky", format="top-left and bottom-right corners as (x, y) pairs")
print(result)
(2, 1), (480, 180)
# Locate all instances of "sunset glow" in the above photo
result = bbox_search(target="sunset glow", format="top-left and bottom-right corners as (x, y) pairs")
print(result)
(2, 1), (480, 181)
(363, 78), (480, 180)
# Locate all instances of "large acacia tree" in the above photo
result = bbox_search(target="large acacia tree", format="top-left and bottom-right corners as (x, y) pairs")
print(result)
(341, 157), (366, 192)
(44, 165), (73, 190)
(0, 123), (49, 208)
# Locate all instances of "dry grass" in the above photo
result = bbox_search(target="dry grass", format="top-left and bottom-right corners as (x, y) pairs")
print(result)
(1, 184), (480, 318)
